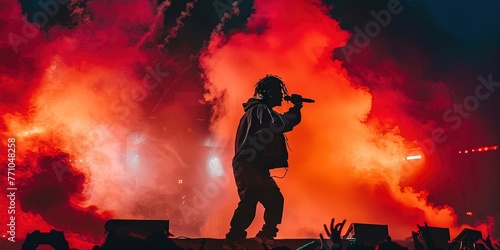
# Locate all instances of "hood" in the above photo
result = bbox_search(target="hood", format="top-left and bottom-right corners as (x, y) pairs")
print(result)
(242, 98), (264, 111)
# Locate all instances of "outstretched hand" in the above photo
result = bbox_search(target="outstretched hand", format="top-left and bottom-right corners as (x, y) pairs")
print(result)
(412, 229), (425, 250)
(320, 218), (347, 250)
(416, 222), (437, 250)
(480, 235), (495, 250)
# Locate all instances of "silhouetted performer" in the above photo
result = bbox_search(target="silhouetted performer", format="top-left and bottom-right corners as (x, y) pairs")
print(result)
(223, 75), (303, 250)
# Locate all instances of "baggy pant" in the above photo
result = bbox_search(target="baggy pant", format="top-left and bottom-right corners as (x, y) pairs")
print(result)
(225, 164), (284, 240)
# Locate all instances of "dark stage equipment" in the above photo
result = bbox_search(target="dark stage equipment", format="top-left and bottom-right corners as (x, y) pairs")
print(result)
(93, 219), (176, 250)
(343, 223), (389, 247)
(451, 228), (482, 250)
(414, 226), (451, 250)
(21, 229), (70, 250)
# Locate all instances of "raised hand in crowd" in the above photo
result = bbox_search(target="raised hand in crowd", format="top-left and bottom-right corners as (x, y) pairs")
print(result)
(319, 218), (347, 250)
(414, 222), (437, 250)
(412, 229), (425, 250)
(480, 235), (496, 250)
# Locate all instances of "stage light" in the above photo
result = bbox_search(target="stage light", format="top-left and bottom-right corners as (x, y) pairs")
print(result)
(178, 179), (183, 184)
(460, 145), (498, 154)
(466, 211), (473, 216)
(406, 155), (422, 160)
(126, 152), (140, 168)
(207, 156), (224, 177)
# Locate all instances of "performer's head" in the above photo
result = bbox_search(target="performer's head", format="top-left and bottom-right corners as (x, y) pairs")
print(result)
(254, 74), (289, 107)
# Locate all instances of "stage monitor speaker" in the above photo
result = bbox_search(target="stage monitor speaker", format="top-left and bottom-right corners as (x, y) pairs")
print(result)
(344, 223), (389, 247)
(453, 228), (482, 244)
(104, 219), (170, 240)
(419, 226), (450, 250)
(22, 229), (70, 250)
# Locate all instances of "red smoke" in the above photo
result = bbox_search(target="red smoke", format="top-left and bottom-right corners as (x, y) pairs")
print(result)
(0, 0), (186, 248)
(201, 0), (495, 241)
(0, 0), (497, 248)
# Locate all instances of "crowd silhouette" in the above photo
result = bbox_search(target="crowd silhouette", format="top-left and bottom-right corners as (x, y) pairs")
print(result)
(17, 217), (499, 250)
(91, 217), (498, 250)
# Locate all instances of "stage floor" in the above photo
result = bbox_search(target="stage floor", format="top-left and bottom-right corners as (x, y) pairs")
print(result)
(172, 237), (317, 249)
(0, 237), (416, 250)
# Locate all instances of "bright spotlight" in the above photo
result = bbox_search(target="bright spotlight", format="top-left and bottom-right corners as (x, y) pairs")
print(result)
(406, 155), (422, 160)
(207, 156), (224, 177)
(126, 153), (140, 168)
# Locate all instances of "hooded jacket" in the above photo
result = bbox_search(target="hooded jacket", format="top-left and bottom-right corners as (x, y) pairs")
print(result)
(232, 98), (302, 170)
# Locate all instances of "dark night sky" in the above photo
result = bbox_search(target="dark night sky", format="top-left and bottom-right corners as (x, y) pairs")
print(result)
(329, 0), (500, 146)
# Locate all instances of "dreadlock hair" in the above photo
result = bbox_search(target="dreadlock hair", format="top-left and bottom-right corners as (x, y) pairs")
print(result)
(253, 74), (289, 99)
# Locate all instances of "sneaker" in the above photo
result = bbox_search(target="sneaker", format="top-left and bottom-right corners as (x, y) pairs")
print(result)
(255, 231), (275, 249)
(222, 239), (247, 250)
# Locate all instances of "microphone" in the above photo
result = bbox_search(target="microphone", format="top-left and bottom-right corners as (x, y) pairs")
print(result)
(284, 94), (315, 103)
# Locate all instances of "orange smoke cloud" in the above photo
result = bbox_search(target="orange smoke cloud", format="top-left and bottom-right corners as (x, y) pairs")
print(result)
(0, 0), (194, 247)
(200, 0), (486, 240)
